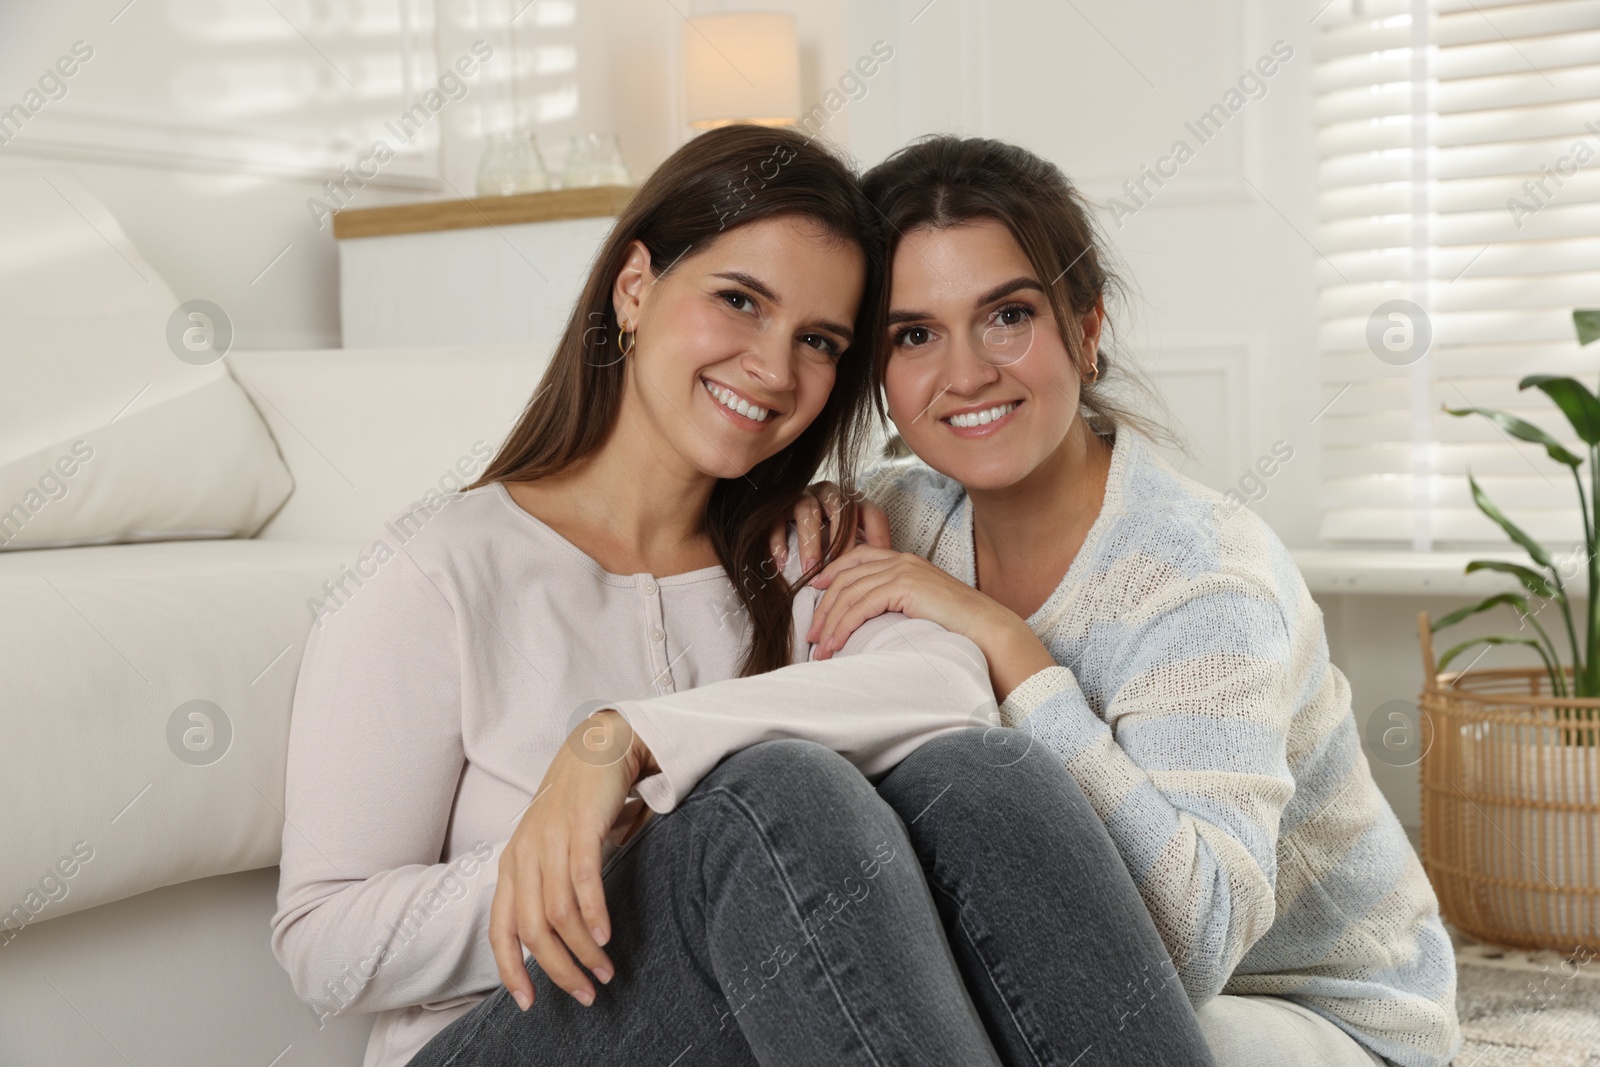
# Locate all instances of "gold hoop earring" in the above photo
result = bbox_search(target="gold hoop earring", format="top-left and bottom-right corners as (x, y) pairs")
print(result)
(1082, 360), (1099, 384)
(618, 329), (635, 357)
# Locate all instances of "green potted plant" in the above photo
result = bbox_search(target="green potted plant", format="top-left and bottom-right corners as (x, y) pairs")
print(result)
(1416, 308), (1600, 953)
(1433, 309), (1600, 720)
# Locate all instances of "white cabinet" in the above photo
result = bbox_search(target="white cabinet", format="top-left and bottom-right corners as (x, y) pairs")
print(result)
(334, 188), (631, 349)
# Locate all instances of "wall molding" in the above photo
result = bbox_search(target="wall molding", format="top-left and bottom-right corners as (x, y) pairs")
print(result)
(1135, 338), (1257, 489)
(1071, 0), (1261, 207)
(1, 108), (444, 189)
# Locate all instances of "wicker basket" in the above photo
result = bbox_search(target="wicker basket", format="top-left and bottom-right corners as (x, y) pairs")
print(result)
(1417, 613), (1600, 953)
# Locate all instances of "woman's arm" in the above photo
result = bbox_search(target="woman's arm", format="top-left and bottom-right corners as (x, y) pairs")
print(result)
(998, 568), (1299, 1007)
(770, 478), (1052, 699)
(270, 545), (502, 1019)
(796, 521), (1300, 1007)
(490, 543), (996, 1011)
(806, 544), (1057, 699)
(619, 608), (995, 812)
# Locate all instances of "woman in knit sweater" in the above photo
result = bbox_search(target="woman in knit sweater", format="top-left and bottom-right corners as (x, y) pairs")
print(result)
(780, 137), (1463, 1067)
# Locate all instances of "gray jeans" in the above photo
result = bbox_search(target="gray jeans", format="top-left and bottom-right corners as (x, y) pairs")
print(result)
(406, 728), (1217, 1066)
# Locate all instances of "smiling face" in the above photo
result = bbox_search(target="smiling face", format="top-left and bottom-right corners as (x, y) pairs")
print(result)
(882, 219), (1103, 491)
(611, 214), (865, 482)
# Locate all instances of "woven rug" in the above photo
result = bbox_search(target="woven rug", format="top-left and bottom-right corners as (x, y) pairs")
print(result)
(1449, 924), (1600, 1066)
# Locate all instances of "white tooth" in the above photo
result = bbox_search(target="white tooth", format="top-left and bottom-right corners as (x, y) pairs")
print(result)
(977, 410), (993, 425)
(704, 378), (772, 421)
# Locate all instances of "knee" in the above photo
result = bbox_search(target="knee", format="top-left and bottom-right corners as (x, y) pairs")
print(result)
(888, 726), (1059, 798)
(883, 726), (1098, 831)
(701, 738), (877, 820)
(914, 724), (1033, 774)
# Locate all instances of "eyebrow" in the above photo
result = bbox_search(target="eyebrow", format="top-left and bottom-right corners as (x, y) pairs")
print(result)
(886, 276), (1047, 326)
(712, 270), (855, 347)
(713, 271), (777, 302)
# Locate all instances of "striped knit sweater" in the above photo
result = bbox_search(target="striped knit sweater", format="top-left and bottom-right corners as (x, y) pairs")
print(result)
(859, 428), (1462, 1067)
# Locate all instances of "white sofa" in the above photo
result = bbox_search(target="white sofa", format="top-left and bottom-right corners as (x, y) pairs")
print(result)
(0, 342), (551, 1066)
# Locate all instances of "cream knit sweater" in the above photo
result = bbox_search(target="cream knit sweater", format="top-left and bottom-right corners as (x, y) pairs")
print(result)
(859, 428), (1462, 1067)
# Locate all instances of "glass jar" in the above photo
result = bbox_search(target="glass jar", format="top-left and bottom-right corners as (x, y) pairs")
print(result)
(477, 131), (550, 196)
(562, 132), (632, 188)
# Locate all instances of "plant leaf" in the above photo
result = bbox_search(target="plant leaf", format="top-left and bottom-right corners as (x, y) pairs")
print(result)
(1575, 309), (1600, 347)
(1432, 593), (1532, 632)
(1468, 471), (1554, 571)
(1437, 634), (1554, 674)
(1520, 375), (1600, 445)
(1443, 406), (1583, 466)
(1464, 560), (1558, 600)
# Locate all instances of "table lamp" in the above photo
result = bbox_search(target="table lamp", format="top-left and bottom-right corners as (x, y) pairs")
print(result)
(683, 12), (801, 128)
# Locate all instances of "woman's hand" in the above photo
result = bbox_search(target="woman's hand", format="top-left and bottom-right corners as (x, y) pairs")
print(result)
(807, 546), (1057, 700)
(767, 481), (892, 574)
(490, 710), (656, 1011)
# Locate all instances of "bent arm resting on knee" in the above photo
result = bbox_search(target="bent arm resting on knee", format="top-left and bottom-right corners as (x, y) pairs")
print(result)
(612, 612), (994, 813)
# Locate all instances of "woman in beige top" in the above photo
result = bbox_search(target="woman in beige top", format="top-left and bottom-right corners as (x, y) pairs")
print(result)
(273, 124), (1217, 1067)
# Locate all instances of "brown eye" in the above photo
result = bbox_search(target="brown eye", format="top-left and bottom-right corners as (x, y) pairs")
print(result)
(993, 304), (1032, 327)
(720, 290), (756, 313)
(800, 333), (840, 357)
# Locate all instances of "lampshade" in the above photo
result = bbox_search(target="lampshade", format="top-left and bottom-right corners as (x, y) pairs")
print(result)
(683, 13), (800, 128)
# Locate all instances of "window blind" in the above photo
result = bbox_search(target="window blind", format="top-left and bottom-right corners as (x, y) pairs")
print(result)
(1315, 0), (1600, 547)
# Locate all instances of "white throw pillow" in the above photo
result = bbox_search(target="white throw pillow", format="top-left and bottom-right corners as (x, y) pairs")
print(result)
(0, 170), (291, 551)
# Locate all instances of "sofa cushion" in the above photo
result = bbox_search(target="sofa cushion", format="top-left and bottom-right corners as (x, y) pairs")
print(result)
(225, 345), (548, 542)
(0, 539), (363, 935)
(0, 170), (292, 552)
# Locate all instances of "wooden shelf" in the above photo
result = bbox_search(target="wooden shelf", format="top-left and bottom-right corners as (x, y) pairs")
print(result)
(332, 185), (635, 239)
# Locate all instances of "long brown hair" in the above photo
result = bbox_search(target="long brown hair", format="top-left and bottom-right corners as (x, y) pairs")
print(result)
(466, 124), (879, 676)
(860, 136), (1173, 445)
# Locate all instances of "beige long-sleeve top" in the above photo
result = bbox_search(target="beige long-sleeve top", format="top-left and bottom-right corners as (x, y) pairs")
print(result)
(269, 479), (994, 1067)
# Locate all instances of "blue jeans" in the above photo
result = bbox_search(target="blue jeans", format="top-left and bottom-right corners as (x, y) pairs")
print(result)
(406, 728), (1217, 1066)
